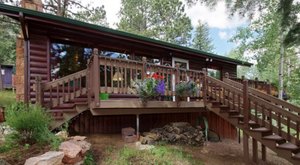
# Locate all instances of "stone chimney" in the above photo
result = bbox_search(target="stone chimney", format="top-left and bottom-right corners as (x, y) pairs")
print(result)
(15, 0), (43, 101)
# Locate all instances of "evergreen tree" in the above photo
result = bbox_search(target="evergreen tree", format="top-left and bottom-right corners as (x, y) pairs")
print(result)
(192, 20), (214, 52)
(118, 0), (193, 46)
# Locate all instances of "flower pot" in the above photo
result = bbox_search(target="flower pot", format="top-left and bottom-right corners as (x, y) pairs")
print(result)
(99, 93), (109, 100)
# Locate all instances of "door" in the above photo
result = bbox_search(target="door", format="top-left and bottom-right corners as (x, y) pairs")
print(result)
(172, 57), (189, 101)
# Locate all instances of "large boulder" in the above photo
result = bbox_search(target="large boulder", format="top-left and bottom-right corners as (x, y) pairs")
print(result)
(59, 141), (83, 164)
(69, 140), (91, 155)
(24, 151), (64, 165)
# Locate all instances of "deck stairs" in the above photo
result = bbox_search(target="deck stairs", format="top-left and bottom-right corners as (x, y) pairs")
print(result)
(205, 76), (300, 164)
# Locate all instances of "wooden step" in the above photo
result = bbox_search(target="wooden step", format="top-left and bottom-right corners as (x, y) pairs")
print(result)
(228, 110), (240, 115)
(219, 105), (230, 110)
(292, 152), (300, 160)
(211, 101), (221, 108)
(73, 97), (88, 102)
(277, 143), (299, 151)
(74, 102), (88, 106)
(48, 109), (76, 113)
(251, 127), (271, 132)
(52, 103), (75, 109)
(53, 116), (64, 120)
(239, 120), (260, 128)
(229, 114), (244, 119)
(262, 135), (286, 144)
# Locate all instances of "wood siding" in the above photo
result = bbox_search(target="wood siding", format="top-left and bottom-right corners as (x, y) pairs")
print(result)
(69, 111), (237, 140)
(205, 112), (237, 139)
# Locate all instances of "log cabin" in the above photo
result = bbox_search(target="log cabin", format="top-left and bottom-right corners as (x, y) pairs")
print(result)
(1, 2), (300, 164)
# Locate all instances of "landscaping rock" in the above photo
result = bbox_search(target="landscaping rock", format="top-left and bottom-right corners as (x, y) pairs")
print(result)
(70, 136), (87, 141)
(69, 140), (91, 155)
(140, 122), (205, 146)
(135, 141), (155, 150)
(55, 130), (68, 140)
(24, 151), (64, 165)
(59, 141), (83, 164)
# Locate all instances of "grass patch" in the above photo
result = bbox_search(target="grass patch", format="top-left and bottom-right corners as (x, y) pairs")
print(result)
(104, 145), (204, 165)
(0, 90), (16, 107)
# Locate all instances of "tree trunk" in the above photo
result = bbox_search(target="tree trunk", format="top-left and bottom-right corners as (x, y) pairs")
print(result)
(278, 32), (284, 100)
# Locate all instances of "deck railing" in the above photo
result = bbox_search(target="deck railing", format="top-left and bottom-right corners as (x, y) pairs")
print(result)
(87, 49), (206, 108)
(229, 75), (273, 95)
(208, 75), (300, 146)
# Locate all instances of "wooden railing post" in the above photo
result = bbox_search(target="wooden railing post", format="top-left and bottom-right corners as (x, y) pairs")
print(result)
(175, 63), (180, 83)
(35, 76), (43, 106)
(266, 79), (271, 95)
(142, 57), (147, 80)
(224, 72), (229, 79)
(243, 79), (249, 129)
(242, 79), (250, 163)
(254, 77), (258, 89)
(93, 48), (100, 107)
(202, 68), (208, 105)
(87, 58), (91, 106)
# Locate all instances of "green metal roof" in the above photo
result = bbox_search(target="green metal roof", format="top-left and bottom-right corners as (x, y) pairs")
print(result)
(0, 3), (252, 66)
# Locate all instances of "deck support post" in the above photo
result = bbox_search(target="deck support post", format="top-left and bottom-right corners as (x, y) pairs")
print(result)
(252, 138), (258, 163)
(243, 132), (250, 163)
(262, 144), (266, 161)
(136, 114), (140, 139)
(93, 48), (100, 107)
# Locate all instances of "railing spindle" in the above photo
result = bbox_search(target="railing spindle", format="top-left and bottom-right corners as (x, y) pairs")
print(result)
(278, 112), (282, 136)
(104, 57), (107, 93)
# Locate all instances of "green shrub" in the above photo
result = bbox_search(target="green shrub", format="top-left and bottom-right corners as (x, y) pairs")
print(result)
(84, 151), (96, 165)
(5, 102), (52, 144)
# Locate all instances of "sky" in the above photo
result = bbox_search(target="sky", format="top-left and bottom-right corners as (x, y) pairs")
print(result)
(83, 0), (248, 56)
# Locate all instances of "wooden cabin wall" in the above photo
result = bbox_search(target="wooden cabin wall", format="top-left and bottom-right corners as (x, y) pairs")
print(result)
(28, 29), (50, 103)
(69, 111), (237, 140)
(161, 55), (237, 78)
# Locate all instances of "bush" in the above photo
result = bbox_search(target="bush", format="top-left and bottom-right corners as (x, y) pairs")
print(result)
(5, 102), (53, 144)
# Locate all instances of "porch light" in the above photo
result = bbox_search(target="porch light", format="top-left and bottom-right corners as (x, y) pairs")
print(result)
(113, 71), (123, 81)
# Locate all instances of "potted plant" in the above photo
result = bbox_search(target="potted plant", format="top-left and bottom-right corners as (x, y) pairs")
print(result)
(175, 80), (197, 104)
(99, 93), (109, 100)
(137, 73), (165, 106)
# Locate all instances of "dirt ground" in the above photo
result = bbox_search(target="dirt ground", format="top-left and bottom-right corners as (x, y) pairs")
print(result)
(87, 134), (292, 165)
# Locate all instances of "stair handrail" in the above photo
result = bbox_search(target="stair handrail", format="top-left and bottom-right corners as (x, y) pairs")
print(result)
(207, 75), (300, 146)
(35, 69), (88, 107)
(223, 76), (300, 114)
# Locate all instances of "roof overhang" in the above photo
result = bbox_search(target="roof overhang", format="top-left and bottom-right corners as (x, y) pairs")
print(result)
(0, 4), (252, 67)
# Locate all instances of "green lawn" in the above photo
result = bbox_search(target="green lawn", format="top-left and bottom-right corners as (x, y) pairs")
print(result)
(0, 90), (16, 107)
(104, 144), (204, 165)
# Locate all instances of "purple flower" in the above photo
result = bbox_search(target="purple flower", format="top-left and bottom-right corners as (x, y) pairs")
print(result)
(155, 80), (165, 95)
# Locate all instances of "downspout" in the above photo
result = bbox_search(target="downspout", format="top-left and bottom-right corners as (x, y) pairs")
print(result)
(19, 12), (30, 103)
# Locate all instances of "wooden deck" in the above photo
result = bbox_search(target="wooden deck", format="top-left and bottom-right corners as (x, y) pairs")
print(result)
(32, 49), (300, 164)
